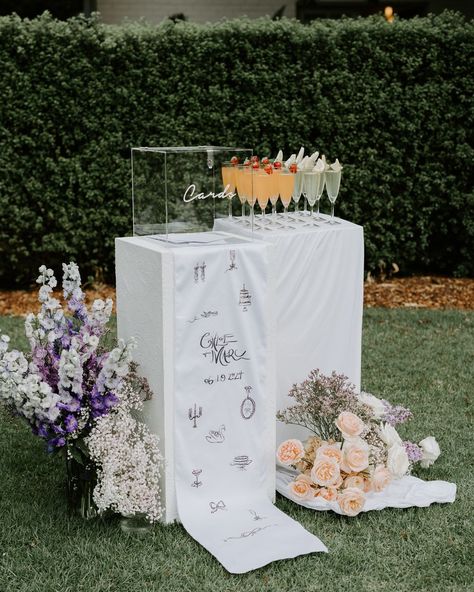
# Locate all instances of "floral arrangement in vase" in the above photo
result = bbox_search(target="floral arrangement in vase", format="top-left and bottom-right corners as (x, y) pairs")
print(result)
(276, 370), (440, 516)
(0, 263), (163, 523)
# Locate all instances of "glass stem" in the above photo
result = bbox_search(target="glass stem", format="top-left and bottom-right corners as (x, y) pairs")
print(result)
(250, 206), (254, 231)
(304, 197), (308, 214)
(331, 202), (335, 223)
(294, 201), (298, 213)
(228, 199), (232, 219)
(316, 200), (320, 218)
(272, 205), (276, 223)
(241, 203), (245, 219)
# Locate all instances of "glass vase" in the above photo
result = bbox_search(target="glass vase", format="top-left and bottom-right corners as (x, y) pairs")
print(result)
(66, 456), (98, 520)
(120, 513), (153, 535)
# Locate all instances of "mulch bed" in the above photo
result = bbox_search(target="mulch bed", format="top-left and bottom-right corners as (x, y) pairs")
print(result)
(0, 277), (473, 316)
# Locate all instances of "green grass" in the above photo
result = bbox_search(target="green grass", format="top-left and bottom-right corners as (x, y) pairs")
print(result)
(0, 309), (473, 592)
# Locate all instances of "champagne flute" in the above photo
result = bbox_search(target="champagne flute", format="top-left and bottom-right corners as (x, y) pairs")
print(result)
(303, 171), (324, 225)
(325, 168), (342, 224)
(277, 170), (294, 228)
(245, 168), (257, 230)
(268, 169), (280, 226)
(290, 170), (304, 220)
(314, 170), (326, 221)
(221, 162), (236, 219)
(234, 166), (248, 224)
(255, 172), (270, 227)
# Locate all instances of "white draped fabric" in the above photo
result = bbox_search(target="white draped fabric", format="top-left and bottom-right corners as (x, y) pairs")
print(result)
(214, 215), (364, 445)
(172, 234), (327, 573)
(277, 469), (456, 513)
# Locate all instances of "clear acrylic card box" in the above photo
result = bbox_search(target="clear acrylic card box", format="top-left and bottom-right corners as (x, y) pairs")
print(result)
(131, 146), (252, 238)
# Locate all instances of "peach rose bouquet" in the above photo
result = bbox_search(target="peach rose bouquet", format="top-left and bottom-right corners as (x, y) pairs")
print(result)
(276, 370), (441, 516)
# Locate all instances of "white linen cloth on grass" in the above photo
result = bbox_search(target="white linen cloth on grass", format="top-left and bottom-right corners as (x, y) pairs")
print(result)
(214, 215), (364, 446)
(277, 468), (456, 514)
(173, 238), (327, 573)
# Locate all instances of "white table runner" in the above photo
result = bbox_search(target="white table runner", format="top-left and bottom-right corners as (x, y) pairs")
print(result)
(172, 238), (327, 573)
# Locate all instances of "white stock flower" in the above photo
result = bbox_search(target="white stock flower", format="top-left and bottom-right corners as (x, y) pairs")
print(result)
(379, 423), (403, 448)
(58, 348), (83, 397)
(418, 436), (441, 468)
(358, 391), (386, 419)
(387, 443), (409, 479)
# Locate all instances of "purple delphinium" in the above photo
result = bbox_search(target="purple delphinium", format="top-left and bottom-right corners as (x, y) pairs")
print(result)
(404, 441), (423, 463)
(382, 400), (413, 426)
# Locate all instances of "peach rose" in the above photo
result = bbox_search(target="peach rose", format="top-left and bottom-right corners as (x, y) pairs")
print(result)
(342, 439), (369, 473)
(335, 411), (365, 439)
(318, 487), (338, 502)
(316, 443), (343, 465)
(371, 465), (392, 492)
(289, 474), (314, 500)
(344, 475), (366, 491)
(337, 487), (366, 516)
(276, 439), (304, 466)
(311, 457), (341, 487)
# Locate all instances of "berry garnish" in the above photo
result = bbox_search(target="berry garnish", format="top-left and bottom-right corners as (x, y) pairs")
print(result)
(264, 163), (273, 174)
(230, 156), (239, 166)
(273, 161), (282, 170)
(251, 161), (260, 170)
(289, 163), (298, 174)
(251, 155), (259, 163)
(243, 158), (251, 167)
(262, 156), (270, 165)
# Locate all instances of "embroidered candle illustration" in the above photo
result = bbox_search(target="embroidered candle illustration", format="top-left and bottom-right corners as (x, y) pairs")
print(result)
(205, 425), (225, 444)
(240, 386), (256, 420)
(226, 250), (238, 272)
(239, 284), (252, 311)
(230, 455), (253, 471)
(188, 404), (203, 428)
(191, 469), (203, 488)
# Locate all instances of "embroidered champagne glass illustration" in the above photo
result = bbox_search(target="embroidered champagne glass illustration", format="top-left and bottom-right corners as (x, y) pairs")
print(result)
(239, 284), (252, 311)
(209, 500), (227, 513)
(188, 404), (203, 428)
(226, 250), (238, 272)
(205, 425), (226, 443)
(191, 469), (203, 488)
(230, 455), (253, 471)
(240, 386), (256, 420)
(249, 509), (266, 521)
(193, 263), (199, 283)
(200, 261), (206, 282)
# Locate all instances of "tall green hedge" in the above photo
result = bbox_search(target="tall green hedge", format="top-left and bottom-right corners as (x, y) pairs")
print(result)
(0, 12), (473, 286)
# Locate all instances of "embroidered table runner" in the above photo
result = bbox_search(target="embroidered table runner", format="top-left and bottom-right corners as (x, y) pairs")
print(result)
(172, 237), (327, 573)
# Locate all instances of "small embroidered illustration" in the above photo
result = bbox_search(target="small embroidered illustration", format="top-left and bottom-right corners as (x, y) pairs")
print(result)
(191, 469), (203, 488)
(240, 386), (256, 420)
(205, 425), (225, 444)
(230, 455), (253, 471)
(209, 500), (227, 513)
(239, 284), (252, 311)
(249, 509), (266, 521)
(188, 404), (203, 428)
(226, 250), (238, 272)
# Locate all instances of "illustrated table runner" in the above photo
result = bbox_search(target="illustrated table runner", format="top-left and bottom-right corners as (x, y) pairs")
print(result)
(172, 238), (327, 573)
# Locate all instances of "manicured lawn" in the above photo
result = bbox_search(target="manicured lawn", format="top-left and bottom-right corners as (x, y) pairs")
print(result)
(0, 309), (472, 592)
